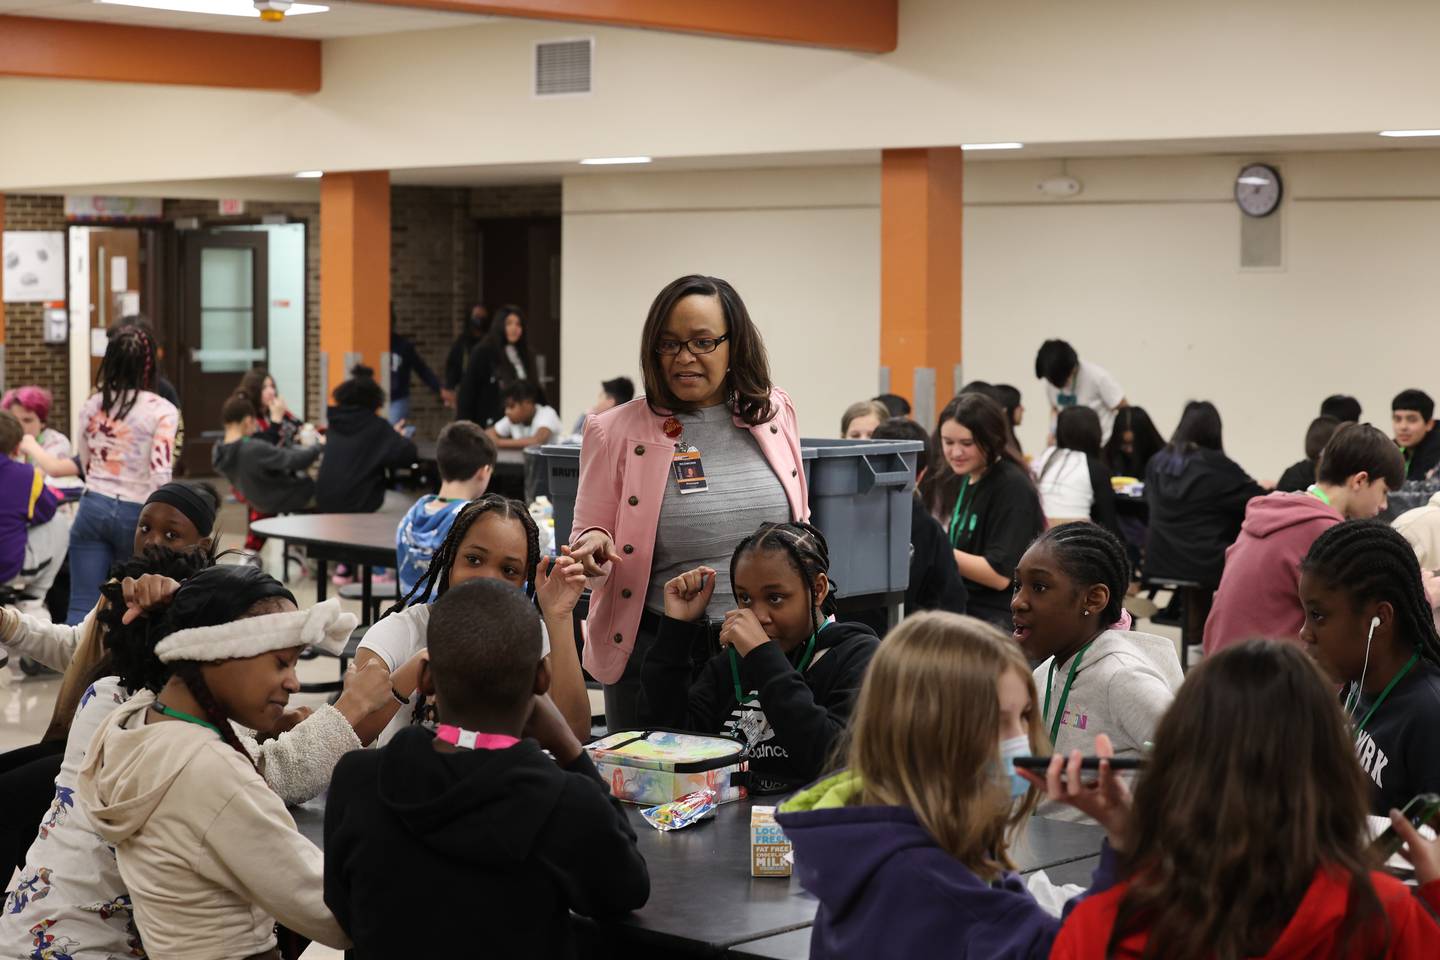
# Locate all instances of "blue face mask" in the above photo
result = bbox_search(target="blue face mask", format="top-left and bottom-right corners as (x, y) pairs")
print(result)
(998, 734), (1031, 799)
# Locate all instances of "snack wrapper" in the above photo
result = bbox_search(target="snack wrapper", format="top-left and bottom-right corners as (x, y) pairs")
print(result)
(641, 789), (717, 832)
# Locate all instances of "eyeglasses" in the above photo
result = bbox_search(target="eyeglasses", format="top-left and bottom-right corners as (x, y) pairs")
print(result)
(654, 334), (730, 357)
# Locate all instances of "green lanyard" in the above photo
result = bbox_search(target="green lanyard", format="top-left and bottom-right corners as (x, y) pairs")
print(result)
(729, 628), (820, 705)
(152, 701), (222, 735)
(948, 477), (976, 547)
(1306, 484), (1331, 506)
(1352, 651), (1419, 739)
(1044, 639), (1095, 744)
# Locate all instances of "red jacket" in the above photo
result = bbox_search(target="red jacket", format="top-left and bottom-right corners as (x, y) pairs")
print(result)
(1052, 868), (1440, 959)
(1203, 492), (1342, 656)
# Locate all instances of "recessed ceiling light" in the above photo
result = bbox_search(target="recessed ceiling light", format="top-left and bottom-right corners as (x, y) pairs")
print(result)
(1378, 129), (1440, 138)
(961, 142), (1024, 151)
(579, 156), (653, 166)
(294, 171), (324, 179)
(95, 0), (328, 18)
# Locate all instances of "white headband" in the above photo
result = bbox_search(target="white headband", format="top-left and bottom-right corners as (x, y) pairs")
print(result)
(154, 598), (356, 663)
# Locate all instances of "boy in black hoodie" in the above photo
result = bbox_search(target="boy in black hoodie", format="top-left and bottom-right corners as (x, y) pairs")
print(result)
(315, 365), (418, 513)
(641, 522), (879, 795)
(324, 578), (649, 959)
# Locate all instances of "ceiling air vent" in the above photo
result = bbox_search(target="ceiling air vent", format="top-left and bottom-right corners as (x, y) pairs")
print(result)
(535, 38), (593, 97)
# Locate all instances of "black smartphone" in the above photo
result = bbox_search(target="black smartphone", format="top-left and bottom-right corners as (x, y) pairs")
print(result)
(1012, 756), (1146, 774)
(1370, 793), (1440, 862)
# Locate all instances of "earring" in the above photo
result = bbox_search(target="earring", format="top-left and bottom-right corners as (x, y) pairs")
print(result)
(1082, 611), (1090, 617)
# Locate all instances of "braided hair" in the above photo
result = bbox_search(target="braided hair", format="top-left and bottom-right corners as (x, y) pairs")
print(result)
(1301, 520), (1440, 667)
(730, 521), (837, 643)
(97, 325), (158, 422)
(1031, 522), (1130, 625)
(94, 546), (216, 696)
(383, 493), (542, 726)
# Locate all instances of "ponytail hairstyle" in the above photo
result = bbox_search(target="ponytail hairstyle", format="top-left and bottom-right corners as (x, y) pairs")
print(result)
(1300, 520), (1440, 669)
(1039, 406), (1104, 486)
(730, 521), (836, 642)
(381, 492), (542, 726)
(138, 565), (297, 770)
(921, 392), (1029, 518)
(97, 325), (158, 421)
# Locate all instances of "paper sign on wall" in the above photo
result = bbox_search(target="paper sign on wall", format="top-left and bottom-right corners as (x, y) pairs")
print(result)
(43, 307), (68, 344)
(90, 327), (109, 358)
(110, 257), (128, 292)
(3, 231), (66, 303)
(120, 292), (140, 317)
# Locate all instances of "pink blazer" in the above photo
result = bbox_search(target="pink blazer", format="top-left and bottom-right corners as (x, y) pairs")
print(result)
(571, 388), (809, 684)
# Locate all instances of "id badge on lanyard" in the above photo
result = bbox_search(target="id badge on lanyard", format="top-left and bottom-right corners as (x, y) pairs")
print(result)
(664, 417), (709, 494)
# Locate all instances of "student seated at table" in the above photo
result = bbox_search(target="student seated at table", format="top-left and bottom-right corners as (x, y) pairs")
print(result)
(486, 380), (562, 450)
(1143, 400), (1264, 592)
(1011, 523), (1181, 822)
(1033, 407), (1119, 537)
(996, 383), (1025, 458)
(922, 392), (1045, 630)
(777, 612), (1125, 960)
(873, 392), (911, 420)
(1275, 415), (1341, 494)
(315, 365), (418, 514)
(1393, 388), (1440, 482)
(0, 409), (61, 601)
(571, 375), (635, 435)
(76, 567), (360, 960)
(324, 578), (649, 960)
(213, 393), (321, 517)
(870, 417), (967, 619)
(1205, 423), (1403, 656)
(840, 399), (889, 440)
(1299, 520), (1440, 815)
(396, 421), (496, 598)
(641, 522), (879, 794)
(1, 557), (394, 958)
(1035, 338), (1127, 444)
(5, 385), (82, 491)
(355, 494), (591, 746)
(1048, 641), (1440, 959)
(1100, 406), (1165, 480)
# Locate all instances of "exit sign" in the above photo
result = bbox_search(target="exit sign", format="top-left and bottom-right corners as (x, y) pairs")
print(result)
(218, 199), (246, 215)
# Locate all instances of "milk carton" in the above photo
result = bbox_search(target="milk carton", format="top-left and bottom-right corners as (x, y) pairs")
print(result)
(750, 805), (792, 877)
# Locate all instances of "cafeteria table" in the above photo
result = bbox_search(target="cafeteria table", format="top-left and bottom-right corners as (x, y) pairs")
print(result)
(289, 794), (1105, 958)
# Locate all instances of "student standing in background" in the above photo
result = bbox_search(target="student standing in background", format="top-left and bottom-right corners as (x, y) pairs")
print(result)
(1035, 339), (1127, 444)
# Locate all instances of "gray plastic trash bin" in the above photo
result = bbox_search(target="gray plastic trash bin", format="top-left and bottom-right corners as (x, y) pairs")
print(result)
(533, 438), (922, 600)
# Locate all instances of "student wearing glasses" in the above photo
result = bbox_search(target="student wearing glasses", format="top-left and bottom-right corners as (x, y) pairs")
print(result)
(568, 275), (808, 729)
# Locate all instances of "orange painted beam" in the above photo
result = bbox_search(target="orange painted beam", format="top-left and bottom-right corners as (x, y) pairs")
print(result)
(320, 172), (391, 403)
(365, 0), (896, 52)
(880, 148), (964, 428)
(0, 16), (321, 92)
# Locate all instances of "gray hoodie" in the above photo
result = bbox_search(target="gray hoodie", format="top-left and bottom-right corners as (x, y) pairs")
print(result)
(1033, 629), (1183, 822)
(211, 436), (318, 515)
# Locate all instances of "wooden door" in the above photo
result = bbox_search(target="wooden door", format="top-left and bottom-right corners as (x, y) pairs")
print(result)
(178, 230), (269, 474)
(86, 230), (142, 381)
(476, 216), (561, 409)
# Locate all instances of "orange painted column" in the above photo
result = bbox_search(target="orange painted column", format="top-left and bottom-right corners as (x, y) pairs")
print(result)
(880, 148), (964, 428)
(320, 172), (391, 409)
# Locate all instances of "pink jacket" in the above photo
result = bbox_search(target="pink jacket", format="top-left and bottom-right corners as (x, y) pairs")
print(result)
(571, 389), (809, 684)
(1203, 491), (1342, 655)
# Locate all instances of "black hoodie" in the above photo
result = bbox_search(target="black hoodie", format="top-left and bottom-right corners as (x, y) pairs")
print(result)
(1144, 447), (1264, 587)
(640, 617), (879, 794)
(315, 404), (418, 513)
(1403, 425), (1440, 482)
(323, 728), (650, 960)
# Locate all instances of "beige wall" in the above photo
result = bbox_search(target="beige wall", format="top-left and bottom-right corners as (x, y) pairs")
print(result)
(8, 0), (1440, 188)
(560, 166), (879, 436)
(563, 150), (1440, 484)
(962, 150), (1440, 478)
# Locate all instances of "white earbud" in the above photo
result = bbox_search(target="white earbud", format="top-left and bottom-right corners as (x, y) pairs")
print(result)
(1347, 616), (1383, 720)
(1370, 616), (1382, 633)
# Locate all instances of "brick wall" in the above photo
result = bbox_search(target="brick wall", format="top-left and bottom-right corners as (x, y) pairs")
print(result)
(470, 183), (561, 219)
(2, 194), (70, 432)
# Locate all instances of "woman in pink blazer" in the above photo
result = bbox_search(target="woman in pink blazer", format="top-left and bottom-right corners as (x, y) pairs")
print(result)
(570, 276), (809, 728)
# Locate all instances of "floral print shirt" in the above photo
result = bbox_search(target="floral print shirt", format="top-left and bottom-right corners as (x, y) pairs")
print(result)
(76, 392), (177, 504)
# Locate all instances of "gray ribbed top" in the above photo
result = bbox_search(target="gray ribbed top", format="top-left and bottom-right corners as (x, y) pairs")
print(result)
(646, 403), (790, 618)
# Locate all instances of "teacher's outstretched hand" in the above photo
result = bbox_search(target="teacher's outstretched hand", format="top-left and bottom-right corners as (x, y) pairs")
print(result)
(569, 529), (623, 577)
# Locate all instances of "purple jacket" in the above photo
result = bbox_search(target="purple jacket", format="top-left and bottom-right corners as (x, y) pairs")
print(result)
(0, 459), (59, 582)
(777, 773), (1118, 960)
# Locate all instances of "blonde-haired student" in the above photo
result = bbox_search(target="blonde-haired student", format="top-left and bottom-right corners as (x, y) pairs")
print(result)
(777, 612), (1124, 960)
